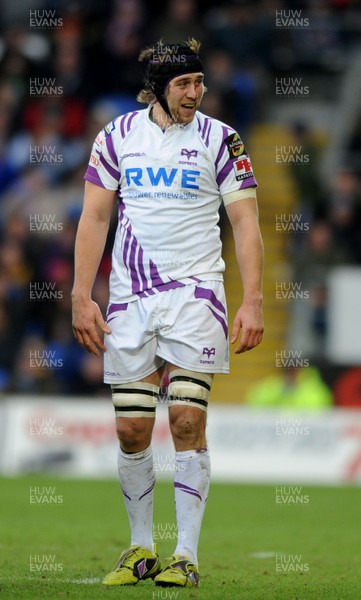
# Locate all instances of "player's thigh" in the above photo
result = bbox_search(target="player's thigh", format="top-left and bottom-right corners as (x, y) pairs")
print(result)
(104, 299), (164, 384)
(157, 281), (229, 374)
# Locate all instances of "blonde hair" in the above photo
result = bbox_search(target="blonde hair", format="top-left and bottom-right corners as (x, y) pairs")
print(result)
(137, 38), (202, 105)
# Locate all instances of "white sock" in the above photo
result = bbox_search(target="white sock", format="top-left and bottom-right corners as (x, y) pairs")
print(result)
(173, 449), (210, 565)
(117, 445), (155, 551)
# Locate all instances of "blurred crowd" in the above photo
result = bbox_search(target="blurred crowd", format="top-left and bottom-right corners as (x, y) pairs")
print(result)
(0, 0), (361, 395)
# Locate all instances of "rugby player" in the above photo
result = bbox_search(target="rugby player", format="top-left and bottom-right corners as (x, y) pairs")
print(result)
(72, 38), (264, 588)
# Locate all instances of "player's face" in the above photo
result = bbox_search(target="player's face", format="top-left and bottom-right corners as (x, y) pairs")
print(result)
(166, 73), (205, 124)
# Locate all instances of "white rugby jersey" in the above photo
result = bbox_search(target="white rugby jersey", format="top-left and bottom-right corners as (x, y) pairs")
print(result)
(85, 106), (257, 304)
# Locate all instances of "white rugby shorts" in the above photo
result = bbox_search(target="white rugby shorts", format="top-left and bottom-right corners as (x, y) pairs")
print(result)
(104, 281), (229, 383)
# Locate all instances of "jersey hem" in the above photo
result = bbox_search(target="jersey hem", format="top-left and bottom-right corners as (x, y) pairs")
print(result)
(156, 350), (230, 375)
(108, 274), (224, 304)
(104, 359), (165, 385)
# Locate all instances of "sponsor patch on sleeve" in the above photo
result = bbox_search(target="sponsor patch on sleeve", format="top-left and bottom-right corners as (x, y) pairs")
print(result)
(225, 132), (245, 159)
(104, 120), (116, 135)
(233, 156), (254, 181)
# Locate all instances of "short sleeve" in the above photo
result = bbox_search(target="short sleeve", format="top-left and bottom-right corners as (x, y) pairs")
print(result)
(84, 120), (120, 190)
(215, 130), (257, 197)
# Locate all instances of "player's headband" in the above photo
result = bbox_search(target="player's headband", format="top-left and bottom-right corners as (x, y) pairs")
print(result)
(144, 43), (204, 118)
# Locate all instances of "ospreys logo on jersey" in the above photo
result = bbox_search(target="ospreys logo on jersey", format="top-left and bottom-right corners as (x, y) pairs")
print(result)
(225, 132), (245, 159)
(181, 148), (198, 160)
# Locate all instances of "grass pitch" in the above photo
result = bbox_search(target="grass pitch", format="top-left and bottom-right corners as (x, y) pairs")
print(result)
(0, 476), (360, 599)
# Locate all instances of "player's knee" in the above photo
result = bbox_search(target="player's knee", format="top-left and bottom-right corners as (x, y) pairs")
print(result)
(116, 418), (151, 451)
(169, 407), (205, 445)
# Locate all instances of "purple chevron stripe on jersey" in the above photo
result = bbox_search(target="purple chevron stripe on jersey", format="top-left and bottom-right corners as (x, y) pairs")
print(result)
(122, 223), (133, 283)
(196, 115), (202, 132)
(99, 153), (120, 182)
(149, 259), (165, 287)
(216, 161), (233, 186)
(174, 481), (202, 502)
(129, 237), (141, 293)
(200, 117), (212, 147)
(201, 116), (210, 138)
(208, 306), (228, 339)
(126, 111), (139, 132)
(105, 131), (118, 167)
(205, 120), (212, 147)
(119, 113), (128, 139)
(84, 165), (105, 188)
(137, 246), (149, 290)
(107, 302), (128, 323)
(118, 198), (126, 227)
(153, 279), (185, 293)
(215, 126), (232, 169)
(216, 158), (234, 187)
(195, 286), (226, 314)
(139, 480), (155, 501)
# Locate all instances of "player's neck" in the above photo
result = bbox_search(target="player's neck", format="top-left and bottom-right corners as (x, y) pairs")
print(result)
(150, 104), (174, 131)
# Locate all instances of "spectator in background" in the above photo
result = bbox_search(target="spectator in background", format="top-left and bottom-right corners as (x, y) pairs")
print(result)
(204, 0), (272, 68)
(326, 168), (361, 264)
(288, 0), (345, 72)
(153, 0), (207, 46)
(92, 0), (149, 97)
(290, 220), (351, 357)
(288, 121), (323, 221)
(204, 48), (257, 133)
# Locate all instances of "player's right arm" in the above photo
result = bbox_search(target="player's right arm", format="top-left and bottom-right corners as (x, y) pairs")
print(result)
(71, 180), (116, 355)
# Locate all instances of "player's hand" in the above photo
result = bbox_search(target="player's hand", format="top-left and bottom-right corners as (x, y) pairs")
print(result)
(72, 297), (111, 356)
(231, 303), (264, 354)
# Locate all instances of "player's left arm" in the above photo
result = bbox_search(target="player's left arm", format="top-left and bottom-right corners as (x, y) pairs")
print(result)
(225, 193), (264, 353)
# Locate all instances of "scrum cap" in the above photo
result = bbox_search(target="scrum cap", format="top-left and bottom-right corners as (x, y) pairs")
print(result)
(144, 42), (203, 118)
